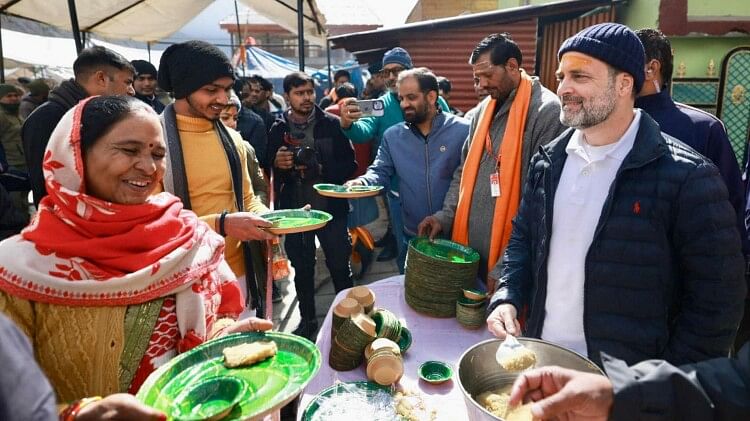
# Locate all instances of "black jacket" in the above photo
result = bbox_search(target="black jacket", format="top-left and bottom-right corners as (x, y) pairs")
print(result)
(22, 79), (88, 206)
(606, 341), (750, 420)
(489, 113), (746, 367)
(134, 93), (165, 114)
(267, 105), (356, 217)
(237, 107), (268, 168)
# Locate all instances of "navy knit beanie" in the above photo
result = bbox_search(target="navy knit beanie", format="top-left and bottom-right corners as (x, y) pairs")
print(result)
(558, 23), (645, 92)
(131, 60), (157, 78)
(382, 47), (413, 69)
(158, 41), (234, 99)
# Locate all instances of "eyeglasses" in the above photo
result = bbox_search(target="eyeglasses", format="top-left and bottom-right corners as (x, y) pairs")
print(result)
(380, 67), (405, 77)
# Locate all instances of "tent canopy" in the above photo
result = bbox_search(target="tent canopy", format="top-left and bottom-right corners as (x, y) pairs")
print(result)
(0, 0), (325, 43)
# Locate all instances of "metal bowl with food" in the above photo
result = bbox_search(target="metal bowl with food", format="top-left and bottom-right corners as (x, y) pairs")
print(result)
(458, 337), (603, 421)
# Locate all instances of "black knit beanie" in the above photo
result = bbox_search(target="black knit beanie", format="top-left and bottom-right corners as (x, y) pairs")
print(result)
(131, 60), (158, 78)
(158, 41), (234, 99)
(558, 23), (645, 93)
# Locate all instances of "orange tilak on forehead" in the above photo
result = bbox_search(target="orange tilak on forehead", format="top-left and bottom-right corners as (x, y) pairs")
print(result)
(558, 52), (593, 72)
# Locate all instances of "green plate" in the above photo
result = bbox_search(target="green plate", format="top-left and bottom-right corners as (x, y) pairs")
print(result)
(313, 183), (383, 199)
(397, 326), (412, 353)
(418, 360), (453, 384)
(410, 237), (480, 264)
(260, 209), (332, 235)
(137, 332), (321, 420)
(302, 381), (397, 421)
(171, 376), (246, 421)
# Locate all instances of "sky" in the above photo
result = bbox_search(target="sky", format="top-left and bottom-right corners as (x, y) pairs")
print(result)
(163, 0), (419, 45)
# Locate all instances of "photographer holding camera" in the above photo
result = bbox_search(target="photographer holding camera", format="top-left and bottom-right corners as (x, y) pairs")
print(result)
(268, 72), (357, 339)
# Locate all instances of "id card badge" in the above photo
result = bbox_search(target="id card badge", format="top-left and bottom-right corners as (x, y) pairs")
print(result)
(490, 171), (501, 197)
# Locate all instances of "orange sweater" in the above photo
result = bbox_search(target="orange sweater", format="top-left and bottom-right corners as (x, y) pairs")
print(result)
(175, 115), (269, 277)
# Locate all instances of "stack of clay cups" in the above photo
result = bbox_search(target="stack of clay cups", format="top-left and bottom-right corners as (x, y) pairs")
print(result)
(329, 312), (377, 371)
(347, 286), (375, 314)
(365, 338), (404, 386)
(455, 293), (487, 330)
(331, 297), (363, 338)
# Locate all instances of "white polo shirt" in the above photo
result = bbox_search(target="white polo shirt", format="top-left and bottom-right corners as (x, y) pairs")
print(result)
(541, 110), (642, 356)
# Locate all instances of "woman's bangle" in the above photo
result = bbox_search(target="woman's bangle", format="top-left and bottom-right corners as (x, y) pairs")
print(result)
(59, 396), (102, 421)
(219, 210), (229, 237)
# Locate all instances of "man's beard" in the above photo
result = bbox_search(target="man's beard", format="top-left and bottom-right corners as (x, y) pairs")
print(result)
(0, 103), (19, 115)
(404, 103), (428, 124)
(559, 80), (617, 129)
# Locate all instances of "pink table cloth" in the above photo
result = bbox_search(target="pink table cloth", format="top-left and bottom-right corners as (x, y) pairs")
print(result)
(298, 275), (493, 420)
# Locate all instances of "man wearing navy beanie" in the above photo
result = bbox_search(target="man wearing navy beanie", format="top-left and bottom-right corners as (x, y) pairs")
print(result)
(488, 23), (746, 368)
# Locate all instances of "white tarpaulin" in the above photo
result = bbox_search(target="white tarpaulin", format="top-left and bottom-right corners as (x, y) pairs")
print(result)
(0, 0), (325, 43)
(239, 0), (327, 46)
(1, 27), (164, 78)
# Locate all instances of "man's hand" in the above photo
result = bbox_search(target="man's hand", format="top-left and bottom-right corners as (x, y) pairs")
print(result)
(219, 317), (274, 336)
(486, 303), (521, 338)
(274, 146), (294, 170)
(509, 366), (613, 421)
(417, 215), (443, 240)
(344, 178), (365, 187)
(223, 212), (274, 241)
(76, 394), (166, 421)
(339, 97), (363, 129)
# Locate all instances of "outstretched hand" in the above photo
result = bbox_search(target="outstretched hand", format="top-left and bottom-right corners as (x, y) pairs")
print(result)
(509, 366), (613, 421)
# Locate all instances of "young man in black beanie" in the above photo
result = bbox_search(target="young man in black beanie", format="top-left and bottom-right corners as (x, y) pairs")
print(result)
(158, 40), (273, 317)
(131, 59), (164, 114)
(487, 23), (745, 367)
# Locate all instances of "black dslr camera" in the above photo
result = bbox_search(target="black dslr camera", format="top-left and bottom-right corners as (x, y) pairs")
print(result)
(285, 132), (319, 180)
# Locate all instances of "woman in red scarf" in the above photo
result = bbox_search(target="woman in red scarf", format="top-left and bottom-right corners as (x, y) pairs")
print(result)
(0, 96), (271, 419)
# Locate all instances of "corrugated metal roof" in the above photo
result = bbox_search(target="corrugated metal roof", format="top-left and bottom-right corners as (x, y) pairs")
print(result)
(402, 19), (538, 113)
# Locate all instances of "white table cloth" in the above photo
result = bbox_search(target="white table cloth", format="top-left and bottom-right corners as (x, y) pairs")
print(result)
(298, 275), (493, 420)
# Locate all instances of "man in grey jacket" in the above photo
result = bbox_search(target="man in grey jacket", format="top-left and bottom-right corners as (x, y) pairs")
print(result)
(418, 33), (565, 283)
(346, 68), (469, 272)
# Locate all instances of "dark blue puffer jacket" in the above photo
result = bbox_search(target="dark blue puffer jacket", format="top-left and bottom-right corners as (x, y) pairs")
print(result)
(488, 113), (746, 367)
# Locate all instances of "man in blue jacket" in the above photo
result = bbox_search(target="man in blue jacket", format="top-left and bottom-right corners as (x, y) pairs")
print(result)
(487, 23), (746, 367)
(346, 68), (469, 272)
(339, 48), (451, 264)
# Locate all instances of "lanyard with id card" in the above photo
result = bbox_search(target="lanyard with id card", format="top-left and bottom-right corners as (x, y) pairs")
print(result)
(485, 131), (502, 197)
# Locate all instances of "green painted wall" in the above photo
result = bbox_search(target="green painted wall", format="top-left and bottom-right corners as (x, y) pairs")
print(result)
(687, 0), (749, 17)
(670, 37), (750, 78)
(621, 0), (659, 30)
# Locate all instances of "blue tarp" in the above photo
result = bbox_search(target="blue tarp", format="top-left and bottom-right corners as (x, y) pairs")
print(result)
(237, 46), (323, 96)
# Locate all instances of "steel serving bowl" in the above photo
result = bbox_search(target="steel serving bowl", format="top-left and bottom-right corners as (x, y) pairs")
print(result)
(458, 337), (604, 421)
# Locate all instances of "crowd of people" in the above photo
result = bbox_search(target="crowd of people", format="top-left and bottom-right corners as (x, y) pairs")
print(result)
(0, 20), (748, 420)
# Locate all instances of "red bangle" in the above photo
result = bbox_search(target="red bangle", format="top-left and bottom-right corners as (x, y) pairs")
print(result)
(59, 396), (102, 421)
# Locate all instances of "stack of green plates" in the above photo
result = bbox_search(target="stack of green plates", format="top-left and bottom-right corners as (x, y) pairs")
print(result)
(136, 332), (320, 420)
(404, 237), (480, 317)
(329, 316), (376, 371)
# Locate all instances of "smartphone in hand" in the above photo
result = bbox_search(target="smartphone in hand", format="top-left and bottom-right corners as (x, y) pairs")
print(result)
(354, 99), (385, 117)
